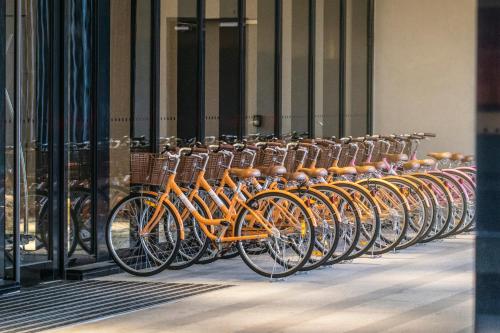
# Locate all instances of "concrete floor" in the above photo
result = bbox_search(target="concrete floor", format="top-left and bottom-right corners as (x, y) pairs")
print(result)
(51, 234), (474, 333)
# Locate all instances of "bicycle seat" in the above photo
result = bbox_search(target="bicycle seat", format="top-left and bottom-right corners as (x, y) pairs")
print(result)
(229, 168), (261, 179)
(257, 165), (287, 177)
(297, 167), (328, 178)
(463, 155), (474, 163)
(451, 153), (464, 161)
(402, 161), (420, 170)
(328, 166), (357, 175)
(414, 158), (436, 167)
(428, 152), (452, 160)
(355, 165), (377, 174)
(284, 172), (308, 183)
(382, 154), (409, 163)
(361, 161), (386, 170)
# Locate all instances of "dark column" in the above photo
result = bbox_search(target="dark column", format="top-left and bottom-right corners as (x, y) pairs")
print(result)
(476, 0), (500, 331)
(0, 0), (5, 281)
(93, 0), (110, 260)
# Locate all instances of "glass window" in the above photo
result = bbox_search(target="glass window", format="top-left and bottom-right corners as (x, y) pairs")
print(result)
(159, 0), (198, 140)
(65, 0), (95, 263)
(204, 0), (239, 138)
(344, 0), (369, 136)
(3, 0), (15, 278)
(314, 0), (341, 138)
(245, 0), (276, 136)
(281, 0), (310, 136)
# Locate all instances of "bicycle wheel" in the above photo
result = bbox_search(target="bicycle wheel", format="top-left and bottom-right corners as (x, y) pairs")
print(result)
(235, 191), (315, 278)
(384, 176), (429, 250)
(403, 174), (438, 242)
(312, 183), (362, 264)
(331, 182), (380, 260)
(429, 171), (468, 238)
(357, 179), (409, 254)
(414, 174), (452, 242)
(167, 192), (210, 270)
(444, 169), (476, 233)
(106, 192), (181, 276)
(196, 188), (235, 264)
(288, 188), (340, 271)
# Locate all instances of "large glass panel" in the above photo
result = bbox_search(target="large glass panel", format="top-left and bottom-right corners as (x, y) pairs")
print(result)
(159, 0), (198, 140)
(204, 0), (239, 138)
(2, 0), (15, 279)
(17, 0), (52, 267)
(65, 0), (95, 264)
(281, 0), (310, 136)
(344, 0), (369, 136)
(108, 0), (154, 229)
(132, 0), (152, 143)
(1, 0), (52, 271)
(245, 0), (275, 136)
(314, 0), (341, 138)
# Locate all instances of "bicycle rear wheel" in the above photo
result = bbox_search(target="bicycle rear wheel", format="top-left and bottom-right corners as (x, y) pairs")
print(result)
(168, 192), (210, 270)
(236, 191), (315, 278)
(106, 192), (181, 276)
(357, 179), (409, 255)
(288, 188), (340, 271)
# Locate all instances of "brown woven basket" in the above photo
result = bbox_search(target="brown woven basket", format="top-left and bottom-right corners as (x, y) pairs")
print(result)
(175, 155), (202, 185)
(130, 153), (175, 187)
(205, 152), (232, 181)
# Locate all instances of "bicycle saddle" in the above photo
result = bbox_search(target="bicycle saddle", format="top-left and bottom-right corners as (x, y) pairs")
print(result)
(328, 166), (357, 175)
(229, 168), (261, 179)
(428, 152), (452, 160)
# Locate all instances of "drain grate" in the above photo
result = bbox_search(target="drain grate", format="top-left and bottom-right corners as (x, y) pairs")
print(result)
(0, 280), (232, 333)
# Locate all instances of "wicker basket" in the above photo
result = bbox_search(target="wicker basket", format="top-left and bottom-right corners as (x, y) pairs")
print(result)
(175, 155), (202, 185)
(130, 153), (175, 187)
(205, 152), (232, 181)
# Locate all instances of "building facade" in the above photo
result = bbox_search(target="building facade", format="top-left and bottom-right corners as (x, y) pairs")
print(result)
(0, 0), (374, 290)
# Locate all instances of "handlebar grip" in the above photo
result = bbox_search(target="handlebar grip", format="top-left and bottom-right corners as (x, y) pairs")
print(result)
(424, 133), (436, 137)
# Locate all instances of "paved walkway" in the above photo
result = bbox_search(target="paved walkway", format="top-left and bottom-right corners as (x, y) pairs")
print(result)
(52, 234), (474, 333)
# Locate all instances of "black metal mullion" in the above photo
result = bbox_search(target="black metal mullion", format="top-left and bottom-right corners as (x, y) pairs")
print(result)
(150, 0), (160, 152)
(0, 0), (6, 282)
(366, 0), (374, 134)
(274, 0), (282, 137)
(130, 0), (137, 139)
(338, 0), (346, 137)
(92, 0), (110, 261)
(196, 0), (206, 141)
(49, 0), (65, 279)
(238, 0), (246, 139)
(307, 0), (315, 138)
(14, 0), (22, 284)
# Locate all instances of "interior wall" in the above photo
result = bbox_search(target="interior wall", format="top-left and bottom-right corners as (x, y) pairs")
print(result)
(373, 0), (476, 155)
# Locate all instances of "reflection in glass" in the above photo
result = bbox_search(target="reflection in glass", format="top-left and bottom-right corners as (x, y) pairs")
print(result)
(245, 0), (275, 136)
(344, 0), (369, 136)
(314, 0), (341, 138)
(281, 0), (309, 136)
(159, 0), (198, 140)
(204, 0), (239, 138)
(65, 0), (95, 263)
(3, 0), (52, 268)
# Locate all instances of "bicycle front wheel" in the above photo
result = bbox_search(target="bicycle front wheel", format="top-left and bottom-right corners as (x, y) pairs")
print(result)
(235, 191), (315, 279)
(106, 192), (181, 276)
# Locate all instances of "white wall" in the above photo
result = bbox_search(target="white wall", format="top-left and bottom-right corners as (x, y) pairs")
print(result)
(373, 0), (476, 155)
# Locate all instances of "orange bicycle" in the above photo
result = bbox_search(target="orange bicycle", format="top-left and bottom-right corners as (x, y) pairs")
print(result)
(106, 148), (317, 278)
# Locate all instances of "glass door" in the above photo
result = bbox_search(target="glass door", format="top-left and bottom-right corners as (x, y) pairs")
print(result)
(2, 0), (59, 285)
